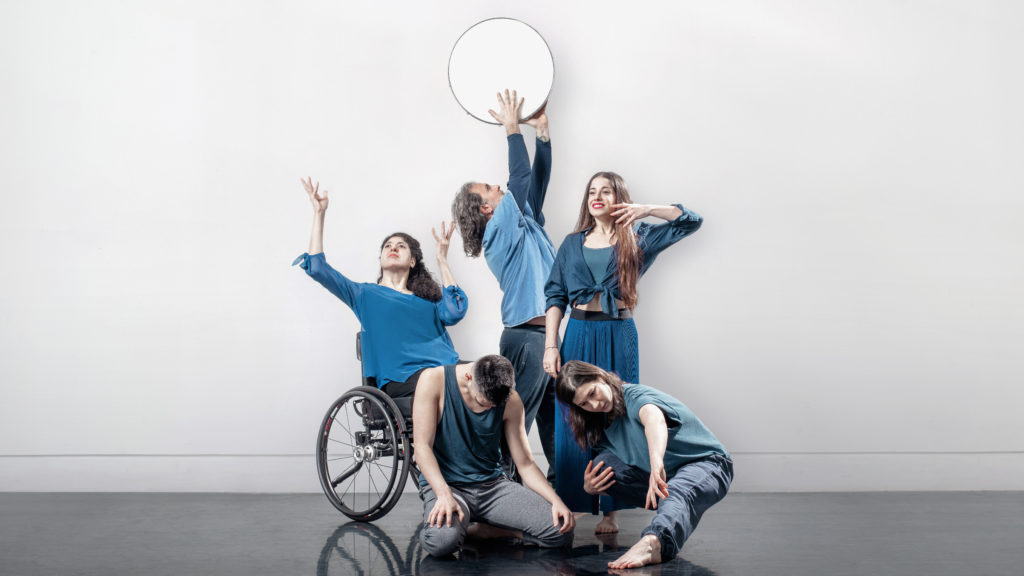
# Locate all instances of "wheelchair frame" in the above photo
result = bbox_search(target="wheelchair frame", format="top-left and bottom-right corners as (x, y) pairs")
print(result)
(315, 334), (420, 521)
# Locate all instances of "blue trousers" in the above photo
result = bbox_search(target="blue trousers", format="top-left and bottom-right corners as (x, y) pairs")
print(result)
(596, 451), (733, 561)
(555, 316), (639, 513)
(499, 325), (557, 483)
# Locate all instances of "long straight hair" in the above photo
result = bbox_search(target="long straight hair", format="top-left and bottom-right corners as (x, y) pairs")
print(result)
(554, 361), (627, 449)
(574, 172), (641, 309)
(376, 232), (442, 302)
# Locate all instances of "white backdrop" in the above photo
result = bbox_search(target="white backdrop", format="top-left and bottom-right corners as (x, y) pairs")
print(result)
(1, 0), (1022, 492)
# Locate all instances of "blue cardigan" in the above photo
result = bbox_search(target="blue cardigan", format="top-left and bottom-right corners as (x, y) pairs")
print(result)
(294, 252), (466, 387)
(544, 205), (703, 318)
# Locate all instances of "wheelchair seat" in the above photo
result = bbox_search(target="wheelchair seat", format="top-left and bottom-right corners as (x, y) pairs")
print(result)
(389, 395), (415, 421)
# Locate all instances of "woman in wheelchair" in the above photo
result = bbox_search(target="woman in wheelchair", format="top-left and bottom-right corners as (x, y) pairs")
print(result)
(294, 176), (467, 398)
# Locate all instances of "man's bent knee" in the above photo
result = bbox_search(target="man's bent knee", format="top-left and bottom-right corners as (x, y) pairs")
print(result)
(421, 525), (464, 557)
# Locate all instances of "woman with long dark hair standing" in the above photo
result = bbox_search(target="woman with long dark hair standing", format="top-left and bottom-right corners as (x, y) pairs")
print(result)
(293, 177), (467, 397)
(544, 171), (703, 531)
(555, 361), (732, 569)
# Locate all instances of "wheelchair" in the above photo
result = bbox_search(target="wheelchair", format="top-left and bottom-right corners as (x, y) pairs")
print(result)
(316, 334), (420, 522)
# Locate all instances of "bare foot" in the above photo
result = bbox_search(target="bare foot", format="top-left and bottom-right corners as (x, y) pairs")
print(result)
(595, 531), (620, 549)
(466, 522), (520, 541)
(595, 511), (619, 534)
(608, 534), (662, 569)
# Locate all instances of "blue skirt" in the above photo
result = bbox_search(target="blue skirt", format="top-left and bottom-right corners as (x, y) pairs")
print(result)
(555, 315), (639, 514)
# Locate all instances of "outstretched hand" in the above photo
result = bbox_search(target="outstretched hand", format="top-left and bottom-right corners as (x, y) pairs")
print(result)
(488, 89), (524, 133)
(609, 203), (651, 228)
(432, 220), (455, 262)
(302, 177), (328, 214)
(583, 460), (616, 496)
(645, 466), (669, 510)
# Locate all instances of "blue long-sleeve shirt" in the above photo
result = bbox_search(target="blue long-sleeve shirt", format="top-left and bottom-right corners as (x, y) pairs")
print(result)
(293, 252), (466, 387)
(544, 205), (703, 318)
(482, 133), (557, 327)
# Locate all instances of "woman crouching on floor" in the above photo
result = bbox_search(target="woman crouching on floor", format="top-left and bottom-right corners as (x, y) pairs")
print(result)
(555, 361), (733, 569)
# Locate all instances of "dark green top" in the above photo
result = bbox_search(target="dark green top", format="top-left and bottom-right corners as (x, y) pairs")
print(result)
(599, 384), (728, 475)
(419, 364), (504, 487)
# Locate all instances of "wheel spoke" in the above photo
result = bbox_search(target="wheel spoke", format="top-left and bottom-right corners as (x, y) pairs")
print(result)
(367, 463), (381, 498)
(337, 472), (356, 503)
(328, 437), (356, 448)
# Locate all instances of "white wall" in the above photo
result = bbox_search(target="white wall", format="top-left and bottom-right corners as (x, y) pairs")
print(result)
(1, 0), (1022, 492)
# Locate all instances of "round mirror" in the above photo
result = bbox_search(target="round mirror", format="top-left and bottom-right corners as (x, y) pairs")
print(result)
(448, 18), (554, 124)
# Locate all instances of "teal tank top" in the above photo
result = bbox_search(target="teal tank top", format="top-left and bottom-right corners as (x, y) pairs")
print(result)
(582, 245), (613, 283)
(419, 364), (504, 487)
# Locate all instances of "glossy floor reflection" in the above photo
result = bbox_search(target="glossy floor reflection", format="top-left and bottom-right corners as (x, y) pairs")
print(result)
(2, 492), (1022, 575)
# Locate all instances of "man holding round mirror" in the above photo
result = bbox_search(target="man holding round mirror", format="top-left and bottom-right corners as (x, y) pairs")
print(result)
(451, 89), (558, 485)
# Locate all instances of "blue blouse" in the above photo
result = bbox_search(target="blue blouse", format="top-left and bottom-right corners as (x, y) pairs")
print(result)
(544, 204), (703, 318)
(293, 252), (466, 387)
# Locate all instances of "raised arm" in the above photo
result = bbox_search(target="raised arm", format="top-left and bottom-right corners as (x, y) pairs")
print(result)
(432, 220), (468, 325)
(432, 221), (458, 287)
(488, 90), (531, 213)
(295, 177), (361, 311)
(302, 176), (328, 255)
(525, 107), (551, 224)
(638, 403), (670, 510)
(412, 369), (465, 528)
(609, 203), (683, 229)
(613, 203), (703, 269)
(504, 393), (575, 534)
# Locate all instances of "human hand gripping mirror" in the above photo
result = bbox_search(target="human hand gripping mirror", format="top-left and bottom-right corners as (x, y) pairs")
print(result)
(487, 89), (525, 135)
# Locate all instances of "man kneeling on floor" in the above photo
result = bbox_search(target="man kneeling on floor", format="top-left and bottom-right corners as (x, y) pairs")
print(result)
(413, 355), (575, 556)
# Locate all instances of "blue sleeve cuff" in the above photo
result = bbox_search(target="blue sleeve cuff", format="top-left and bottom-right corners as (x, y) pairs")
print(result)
(293, 251), (326, 273)
(670, 203), (703, 227)
(439, 285), (469, 325)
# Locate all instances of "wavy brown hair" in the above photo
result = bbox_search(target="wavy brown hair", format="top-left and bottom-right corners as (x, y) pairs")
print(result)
(451, 182), (488, 257)
(574, 172), (642, 309)
(376, 232), (442, 302)
(555, 361), (627, 449)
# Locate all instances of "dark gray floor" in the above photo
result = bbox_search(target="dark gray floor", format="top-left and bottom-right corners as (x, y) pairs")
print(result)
(1, 492), (1022, 575)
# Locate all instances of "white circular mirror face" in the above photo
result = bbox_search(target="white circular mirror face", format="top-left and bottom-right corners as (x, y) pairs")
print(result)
(449, 18), (554, 124)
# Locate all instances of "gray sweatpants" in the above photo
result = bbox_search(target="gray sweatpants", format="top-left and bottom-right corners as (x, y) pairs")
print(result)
(419, 476), (573, 557)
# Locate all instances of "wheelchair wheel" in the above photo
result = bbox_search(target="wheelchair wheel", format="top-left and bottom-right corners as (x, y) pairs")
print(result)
(316, 387), (411, 521)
